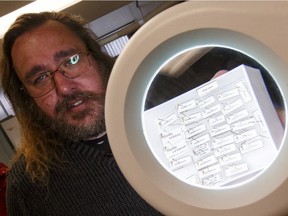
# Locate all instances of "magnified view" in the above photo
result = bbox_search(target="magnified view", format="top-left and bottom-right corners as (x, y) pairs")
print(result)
(143, 47), (285, 188)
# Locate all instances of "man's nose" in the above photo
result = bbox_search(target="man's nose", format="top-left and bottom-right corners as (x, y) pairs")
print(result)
(52, 71), (76, 95)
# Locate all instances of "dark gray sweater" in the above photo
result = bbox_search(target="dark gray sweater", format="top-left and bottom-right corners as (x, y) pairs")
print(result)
(6, 137), (162, 216)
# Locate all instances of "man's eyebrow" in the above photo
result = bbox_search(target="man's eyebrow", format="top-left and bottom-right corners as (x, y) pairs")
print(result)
(24, 65), (47, 81)
(53, 48), (78, 62)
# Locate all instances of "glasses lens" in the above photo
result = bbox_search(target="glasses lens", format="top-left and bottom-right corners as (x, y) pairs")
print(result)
(60, 53), (91, 79)
(23, 79), (55, 98)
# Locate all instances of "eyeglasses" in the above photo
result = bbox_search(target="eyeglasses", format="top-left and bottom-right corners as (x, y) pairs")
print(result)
(21, 53), (91, 98)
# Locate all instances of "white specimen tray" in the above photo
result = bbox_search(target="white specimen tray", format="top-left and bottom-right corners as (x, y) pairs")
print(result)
(143, 65), (284, 187)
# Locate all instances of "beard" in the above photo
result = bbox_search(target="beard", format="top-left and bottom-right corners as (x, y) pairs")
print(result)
(37, 91), (106, 143)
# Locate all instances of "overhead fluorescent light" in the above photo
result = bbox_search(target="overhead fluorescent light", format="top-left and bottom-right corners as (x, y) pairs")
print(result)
(0, 0), (81, 38)
(103, 35), (129, 57)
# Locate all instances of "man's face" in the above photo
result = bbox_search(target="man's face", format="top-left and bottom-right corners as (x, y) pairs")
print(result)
(11, 21), (106, 139)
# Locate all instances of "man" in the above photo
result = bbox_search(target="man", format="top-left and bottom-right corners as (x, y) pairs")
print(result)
(1, 12), (161, 215)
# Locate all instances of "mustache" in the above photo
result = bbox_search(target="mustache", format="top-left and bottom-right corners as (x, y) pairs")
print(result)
(55, 91), (105, 116)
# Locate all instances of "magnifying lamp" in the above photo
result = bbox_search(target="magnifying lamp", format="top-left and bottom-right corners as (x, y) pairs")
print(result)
(105, 2), (288, 215)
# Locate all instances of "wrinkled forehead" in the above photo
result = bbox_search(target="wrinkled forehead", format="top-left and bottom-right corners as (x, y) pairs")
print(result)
(12, 20), (86, 56)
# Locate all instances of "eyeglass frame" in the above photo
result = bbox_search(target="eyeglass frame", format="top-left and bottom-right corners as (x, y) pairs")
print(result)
(20, 53), (91, 98)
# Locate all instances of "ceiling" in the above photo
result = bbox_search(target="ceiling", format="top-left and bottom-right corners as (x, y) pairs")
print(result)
(63, 1), (132, 24)
(0, 1), (181, 41)
(0, 1), (180, 52)
(0, 1), (132, 24)
(0, 1), (33, 17)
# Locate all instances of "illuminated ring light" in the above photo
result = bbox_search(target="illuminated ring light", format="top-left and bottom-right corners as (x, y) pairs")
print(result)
(105, 2), (288, 215)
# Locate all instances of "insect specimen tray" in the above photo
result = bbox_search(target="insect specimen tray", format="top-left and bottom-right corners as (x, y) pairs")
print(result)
(143, 64), (284, 187)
